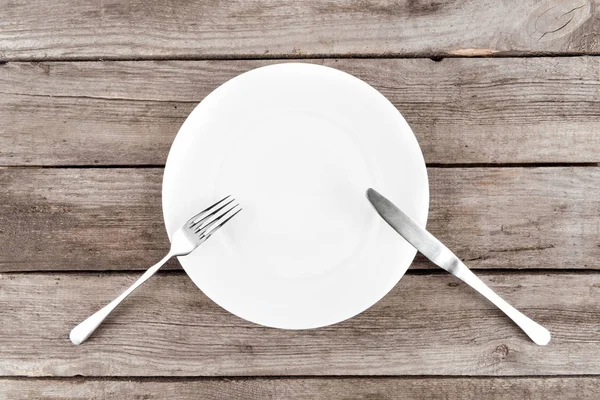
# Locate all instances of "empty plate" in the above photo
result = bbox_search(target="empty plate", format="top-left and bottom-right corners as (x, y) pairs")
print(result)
(162, 63), (428, 329)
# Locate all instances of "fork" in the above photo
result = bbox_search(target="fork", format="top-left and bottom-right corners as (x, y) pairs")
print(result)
(70, 196), (242, 345)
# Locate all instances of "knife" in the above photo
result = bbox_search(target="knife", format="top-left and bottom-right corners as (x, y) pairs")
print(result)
(367, 188), (551, 346)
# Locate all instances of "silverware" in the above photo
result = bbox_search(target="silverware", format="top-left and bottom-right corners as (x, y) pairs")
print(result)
(70, 196), (242, 345)
(366, 188), (551, 346)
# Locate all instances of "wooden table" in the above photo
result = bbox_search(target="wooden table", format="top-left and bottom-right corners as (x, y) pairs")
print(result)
(1, 1), (599, 398)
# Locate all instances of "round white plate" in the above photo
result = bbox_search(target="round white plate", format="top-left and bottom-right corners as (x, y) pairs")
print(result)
(162, 63), (429, 329)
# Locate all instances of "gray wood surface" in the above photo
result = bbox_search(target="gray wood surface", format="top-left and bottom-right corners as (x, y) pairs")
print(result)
(0, 0), (598, 60)
(2, 57), (600, 166)
(1, 167), (598, 272)
(1, 272), (597, 376)
(2, 377), (600, 400)
(2, 0), (598, 394)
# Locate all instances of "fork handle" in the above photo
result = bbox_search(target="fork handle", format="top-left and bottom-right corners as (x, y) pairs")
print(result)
(70, 252), (173, 345)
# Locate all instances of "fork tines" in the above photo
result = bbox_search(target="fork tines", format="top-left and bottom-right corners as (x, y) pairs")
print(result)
(187, 195), (241, 241)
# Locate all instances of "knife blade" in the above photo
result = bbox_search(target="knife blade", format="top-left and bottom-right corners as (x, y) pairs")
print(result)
(366, 187), (464, 277)
(366, 187), (551, 346)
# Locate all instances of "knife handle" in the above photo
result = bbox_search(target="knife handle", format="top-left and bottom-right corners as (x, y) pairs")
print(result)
(449, 260), (551, 346)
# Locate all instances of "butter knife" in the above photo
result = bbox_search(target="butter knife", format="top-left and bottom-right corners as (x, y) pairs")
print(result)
(367, 188), (551, 346)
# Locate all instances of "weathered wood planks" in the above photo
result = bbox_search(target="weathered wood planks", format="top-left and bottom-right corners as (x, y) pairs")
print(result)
(1, 0), (598, 395)
(2, 57), (600, 166)
(2, 377), (599, 400)
(0, 0), (598, 60)
(0, 272), (597, 376)
(1, 167), (598, 272)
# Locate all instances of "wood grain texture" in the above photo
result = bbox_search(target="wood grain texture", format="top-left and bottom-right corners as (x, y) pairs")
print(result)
(2, 57), (600, 165)
(0, 272), (597, 376)
(1, 0), (598, 393)
(1, 167), (598, 272)
(2, 377), (600, 400)
(0, 168), (173, 271)
(0, 0), (599, 60)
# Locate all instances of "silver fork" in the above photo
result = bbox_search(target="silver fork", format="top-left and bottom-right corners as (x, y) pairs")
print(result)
(70, 196), (242, 345)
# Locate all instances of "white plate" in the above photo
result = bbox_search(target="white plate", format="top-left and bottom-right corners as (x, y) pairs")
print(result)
(162, 63), (429, 329)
